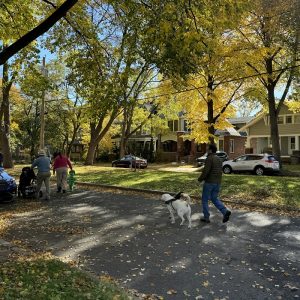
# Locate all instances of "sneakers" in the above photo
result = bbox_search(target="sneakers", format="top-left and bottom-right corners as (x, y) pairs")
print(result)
(223, 210), (231, 223)
(200, 217), (210, 223)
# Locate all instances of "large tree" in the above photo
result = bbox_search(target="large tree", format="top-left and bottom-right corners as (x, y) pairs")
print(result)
(124, 0), (250, 144)
(237, 0), (300, 163)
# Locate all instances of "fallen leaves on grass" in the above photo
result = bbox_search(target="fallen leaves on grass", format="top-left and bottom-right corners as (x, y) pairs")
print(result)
(0, 258), (132, 300)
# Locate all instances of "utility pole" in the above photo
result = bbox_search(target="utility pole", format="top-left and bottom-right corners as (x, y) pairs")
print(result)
(39, 57), (47, 150)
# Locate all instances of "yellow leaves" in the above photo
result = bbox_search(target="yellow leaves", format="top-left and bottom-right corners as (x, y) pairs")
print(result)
(167, 289), (177, 295)
(202, 280), (210, 287)
(286, 101), (300, 113)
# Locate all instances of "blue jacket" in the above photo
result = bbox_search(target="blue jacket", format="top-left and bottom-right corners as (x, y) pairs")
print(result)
(31, 156), (51, 173)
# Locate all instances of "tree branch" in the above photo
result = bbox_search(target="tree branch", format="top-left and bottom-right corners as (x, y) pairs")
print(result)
(246, 62), (267, 86)
(0, 0), (78, 65)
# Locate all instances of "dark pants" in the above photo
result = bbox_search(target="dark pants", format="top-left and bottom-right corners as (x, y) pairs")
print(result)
(201, 182), (227, 219)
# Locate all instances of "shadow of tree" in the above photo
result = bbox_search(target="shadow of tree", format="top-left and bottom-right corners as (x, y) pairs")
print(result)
(2, 190), (300, 299)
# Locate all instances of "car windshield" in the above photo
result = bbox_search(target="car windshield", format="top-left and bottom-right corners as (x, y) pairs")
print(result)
(122, 155), (142, 160)
(0, 171), (12, 180)
(216, 152), (225, 157)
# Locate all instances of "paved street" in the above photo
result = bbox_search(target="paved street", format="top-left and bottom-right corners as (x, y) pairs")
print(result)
(2, 189), (300, 299)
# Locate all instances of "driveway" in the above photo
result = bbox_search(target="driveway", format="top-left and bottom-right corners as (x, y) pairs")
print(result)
(2, 189), (300, 299)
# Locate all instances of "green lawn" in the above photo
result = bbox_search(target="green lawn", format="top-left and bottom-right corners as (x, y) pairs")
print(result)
(71, 164), (300, 209)
(8, 164), (300, 209)
(0, 258), (131, 300)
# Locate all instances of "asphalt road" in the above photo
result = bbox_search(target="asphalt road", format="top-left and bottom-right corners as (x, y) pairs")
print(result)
(3, 189), (300, 299)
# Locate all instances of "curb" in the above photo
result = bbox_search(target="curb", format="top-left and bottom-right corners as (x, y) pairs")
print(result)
(75, 181), (300, 213)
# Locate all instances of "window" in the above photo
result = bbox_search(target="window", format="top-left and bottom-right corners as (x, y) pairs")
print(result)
(246, 155), (263, 161)
(236, 155), (247, 161)
(286, 115), (293, 124)
(230, 139), (234, 153)
(291, 137), (296, 150)
(219, 140), (224, 151)
(183, 120), (190, 132)
(294, 115), (300, 124)
(278, 116), (284, 124)
(167, 120), (179, 132)
(174, 120), (178, 131)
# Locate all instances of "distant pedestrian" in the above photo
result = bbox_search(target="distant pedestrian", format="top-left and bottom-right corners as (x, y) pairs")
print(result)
(198, 144), (231, 223)
(53, 151), (73, 193)
(31, 149), (51, 200)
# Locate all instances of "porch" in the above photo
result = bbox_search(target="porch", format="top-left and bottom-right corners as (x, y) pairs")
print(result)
(249, 135), (300, 156)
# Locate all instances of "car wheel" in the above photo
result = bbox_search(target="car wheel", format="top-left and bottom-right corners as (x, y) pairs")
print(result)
(254, 166), (264, 175)
(223, 165), (232, 174)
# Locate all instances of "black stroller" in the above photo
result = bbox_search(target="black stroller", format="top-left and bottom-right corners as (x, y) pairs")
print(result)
(18, 167), (42, 198)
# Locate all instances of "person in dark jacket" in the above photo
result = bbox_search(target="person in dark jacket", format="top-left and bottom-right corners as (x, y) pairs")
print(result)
(198, 144), (231, 223)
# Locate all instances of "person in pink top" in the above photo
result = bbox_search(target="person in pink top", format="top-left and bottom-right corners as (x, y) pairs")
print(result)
(53, 151), (73, 193)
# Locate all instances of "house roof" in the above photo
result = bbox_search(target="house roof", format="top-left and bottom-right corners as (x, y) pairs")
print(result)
(228, 116), (254, 124)
(215, 127), (241, 137)
(238, 112), (265, 132)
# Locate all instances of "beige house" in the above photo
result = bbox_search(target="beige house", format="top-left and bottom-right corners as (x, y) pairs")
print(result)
(239, 105), (300, 156)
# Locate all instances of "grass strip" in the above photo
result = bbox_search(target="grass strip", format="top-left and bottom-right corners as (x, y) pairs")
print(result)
(0, 258), (131, 300)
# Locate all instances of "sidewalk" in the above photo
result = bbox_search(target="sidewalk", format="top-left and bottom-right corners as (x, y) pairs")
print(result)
(1, 188), (299, 299)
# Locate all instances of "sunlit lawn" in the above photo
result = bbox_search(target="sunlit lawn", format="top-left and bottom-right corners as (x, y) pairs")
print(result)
(72, 164), (300, 209)
(9, 163), (300, 209)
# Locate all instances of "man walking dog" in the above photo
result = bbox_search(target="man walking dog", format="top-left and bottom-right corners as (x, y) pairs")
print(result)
(198, 144), (231, 223)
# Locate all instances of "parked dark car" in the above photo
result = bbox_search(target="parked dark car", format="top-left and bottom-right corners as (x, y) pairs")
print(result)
(0, 168), (17, 202)
(196, 151), (229, 167)
(112, 155), (148, 169)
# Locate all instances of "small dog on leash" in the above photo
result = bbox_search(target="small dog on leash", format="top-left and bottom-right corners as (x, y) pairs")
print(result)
(161, 192), (192, 228)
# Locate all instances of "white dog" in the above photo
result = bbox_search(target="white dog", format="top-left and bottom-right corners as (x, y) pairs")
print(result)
(161, 192), (192, 228)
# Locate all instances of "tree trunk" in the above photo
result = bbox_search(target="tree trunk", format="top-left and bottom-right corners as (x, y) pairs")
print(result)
(85, 140), (98, 165)
(1, 62), (14, 168)
(207, 76), (215, 145)
(66, 123), (80, 157)
(119, 136), (129, 158)
(267, 86), (282, 164)
(265, 55), (282, 165)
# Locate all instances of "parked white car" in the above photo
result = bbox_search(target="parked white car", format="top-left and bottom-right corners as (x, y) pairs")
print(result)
(222, 154), (280, 175)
